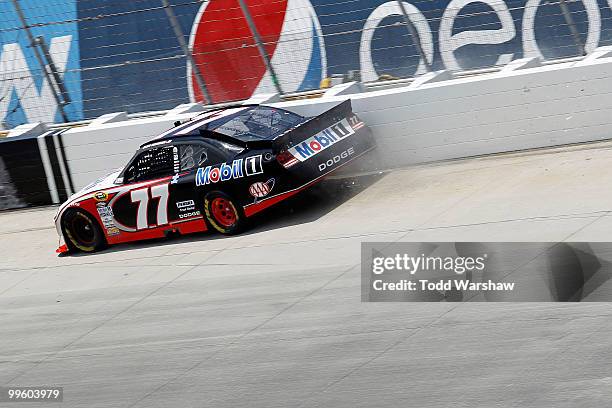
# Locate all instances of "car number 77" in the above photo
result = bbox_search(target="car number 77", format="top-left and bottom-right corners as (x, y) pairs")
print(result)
(130, 184), (170, 230)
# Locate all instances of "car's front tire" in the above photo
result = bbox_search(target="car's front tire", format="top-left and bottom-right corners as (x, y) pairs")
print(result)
(203, 192), (246, 235)
(61, 209), (106, 253)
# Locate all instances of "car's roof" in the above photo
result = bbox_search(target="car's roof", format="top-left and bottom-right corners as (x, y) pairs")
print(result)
(142, 105), (252, 148)
(140, 104), (305, 150)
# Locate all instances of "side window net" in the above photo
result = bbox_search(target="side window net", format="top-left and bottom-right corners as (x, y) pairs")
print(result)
(126, 146), (175, 182)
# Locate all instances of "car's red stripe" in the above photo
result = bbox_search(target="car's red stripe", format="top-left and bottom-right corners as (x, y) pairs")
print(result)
(244, 182), (316, 217)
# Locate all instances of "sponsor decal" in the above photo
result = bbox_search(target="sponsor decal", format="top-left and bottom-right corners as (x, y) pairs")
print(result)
(179, 211), (201, 219)
(177, 200), (195, 209)
(177, 199), (196, 212)
(171, 174), (180, 185)
(318, 146), (355, 172)
(97, 206), (112, 217)
(94, 191), (109, 202)
(173, 146), (180, 173)
(107, 227), (121, 236)
(289, 119), (355, 162)
(249, 179), (275, 199)
(96, 203), (115, 232)
(196, 155), (263, 186)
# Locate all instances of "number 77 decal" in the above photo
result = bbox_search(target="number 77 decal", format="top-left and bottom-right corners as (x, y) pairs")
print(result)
(130, 184), (169, 230)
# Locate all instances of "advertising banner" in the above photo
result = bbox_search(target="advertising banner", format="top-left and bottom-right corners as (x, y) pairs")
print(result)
(2, 0), (612, 125)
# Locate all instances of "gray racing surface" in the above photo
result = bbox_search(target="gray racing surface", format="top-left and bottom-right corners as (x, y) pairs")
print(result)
(2, 142), (612, 407)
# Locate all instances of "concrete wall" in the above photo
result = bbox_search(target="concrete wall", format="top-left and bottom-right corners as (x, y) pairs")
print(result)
(276, 51), (612, 167)
(60, 105), (206, 190)
(6, 47), (612, 208)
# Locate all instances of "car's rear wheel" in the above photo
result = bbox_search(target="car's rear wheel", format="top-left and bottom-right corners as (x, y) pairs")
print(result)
(204, 192), (246, 235)
(61, 209), (106, 253)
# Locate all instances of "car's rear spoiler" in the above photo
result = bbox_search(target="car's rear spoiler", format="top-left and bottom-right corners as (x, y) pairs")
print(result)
(271, 99), (353, 152)
(198, 99), (354, 151)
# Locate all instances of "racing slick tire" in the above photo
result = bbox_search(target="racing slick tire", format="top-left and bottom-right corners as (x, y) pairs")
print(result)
(61, 209), (106, 253)
(204, 192), (247, 235)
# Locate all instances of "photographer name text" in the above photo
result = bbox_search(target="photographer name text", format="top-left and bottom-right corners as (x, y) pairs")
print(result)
(372, 279), (515, 292)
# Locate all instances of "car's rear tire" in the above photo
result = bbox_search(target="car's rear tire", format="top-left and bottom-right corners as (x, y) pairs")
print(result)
(204, 192), (246, 235)
(61, 209), (106, 253)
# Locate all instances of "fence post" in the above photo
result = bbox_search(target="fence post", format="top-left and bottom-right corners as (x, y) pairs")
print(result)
(160, 0), (212, 104)
(34, 36), (71, 106)
(559, 0), (586, 56)
(11, 0), (69, 122)
(396, 0), (432, 72)
(237, 0), (284, 95)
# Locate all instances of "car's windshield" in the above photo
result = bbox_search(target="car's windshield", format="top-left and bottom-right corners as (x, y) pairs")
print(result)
(203, 106), (305, 142)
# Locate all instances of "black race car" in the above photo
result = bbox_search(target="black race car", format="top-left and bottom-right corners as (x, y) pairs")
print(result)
(54, 100), (375, 253)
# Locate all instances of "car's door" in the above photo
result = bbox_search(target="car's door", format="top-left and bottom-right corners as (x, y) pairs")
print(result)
(110, 145), (178, 235)
(169, 142), (211, 223)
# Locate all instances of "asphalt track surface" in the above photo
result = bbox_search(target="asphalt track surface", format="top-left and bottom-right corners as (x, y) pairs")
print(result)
(3, 142), (612, 407)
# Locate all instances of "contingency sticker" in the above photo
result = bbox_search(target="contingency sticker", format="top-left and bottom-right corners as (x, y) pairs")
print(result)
(288, 119), (355, 162)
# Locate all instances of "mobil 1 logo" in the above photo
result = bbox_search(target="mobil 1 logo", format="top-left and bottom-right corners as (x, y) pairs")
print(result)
(289, 119), (355, 162)
(196, 155), (263, 186)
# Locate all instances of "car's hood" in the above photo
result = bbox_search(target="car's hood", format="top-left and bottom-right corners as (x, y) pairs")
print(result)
(77, 168), (123, 197)
(55, 169), (122, 218)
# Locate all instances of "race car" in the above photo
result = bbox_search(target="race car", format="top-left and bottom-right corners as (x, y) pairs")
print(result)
(54, 100), (375, 253)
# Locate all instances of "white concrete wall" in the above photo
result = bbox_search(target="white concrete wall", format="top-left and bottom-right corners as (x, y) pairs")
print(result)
(62, 109), (202, 190)
(276, 54), (612, 167)
(59, 48), (612, 190)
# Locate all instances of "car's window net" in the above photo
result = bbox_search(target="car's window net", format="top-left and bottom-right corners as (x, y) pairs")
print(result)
(125, 146), (175, 182)
(210, 107), (304, 142)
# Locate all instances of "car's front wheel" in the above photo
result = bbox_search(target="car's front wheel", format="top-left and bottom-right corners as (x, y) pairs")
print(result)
(61, 209), (106, 253)
(203, 192), (246, 235)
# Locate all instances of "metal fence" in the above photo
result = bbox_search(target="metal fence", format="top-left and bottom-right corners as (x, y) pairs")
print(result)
(1, 0), (610, 129)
